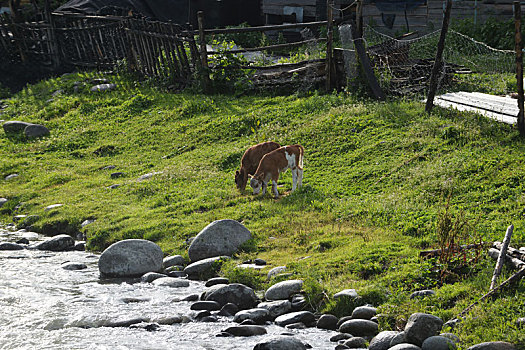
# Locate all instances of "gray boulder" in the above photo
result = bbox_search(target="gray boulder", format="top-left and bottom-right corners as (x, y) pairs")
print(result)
(24, 124), (49, 138)
(267, 266), (286, 279)
(61, 262), (87, 270)
(334, 289), (359, 299)
(264, 280), (303, 301)
(203, 283), (259, 309)
(3, 121), (32, 134)
(257, 300), (293, 318)
(163, 255), (186, 268)
(205, 277), (229, 287)
(316, 314), (339, 330)
(0, 242), (24, 250)
(343, 337), (368, 348)
(466, 342), (516, 350)
(330, 333), (353, 342)
(191, 301), (221, 311)
(183, 256), (229, 279)
(188, 219), (252, 262)
(141, 272), (166, 283)
(422, 335), (457, 350)
(233, 308), (271, 324)
(222, 325), (267, 336)
(253, 336), (308, 350)
(151, 277), (189, 288)
(98, 239), (163, 278)
(390, 332), (407, 347)
(30, 234), (75, 251)
(351, 306), (377, 320)
(390, 344), (421, 350)
(274, 311), (315, 327)
(404, 313), (444, 347)
(339, 319), (379, 337)
(369, 331), (399, 350)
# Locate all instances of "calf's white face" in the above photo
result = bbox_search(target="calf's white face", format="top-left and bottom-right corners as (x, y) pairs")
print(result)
(250, 177), (262, 194)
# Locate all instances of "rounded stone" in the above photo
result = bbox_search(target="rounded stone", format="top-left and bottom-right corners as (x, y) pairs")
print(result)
(222, 325), (267, 336)
(191, 301), (221, 311)
(267, 266), (286, 280)
(205, 277), (229, 287)
(404, 313), (444, 347)
(422, 335), (457, 350)
(3, 121), (32, 134)
(343, 337), (368, 348)
(233, 308), (271, 324)
(0, 242), (24, 250)
(61, 262), (87, 270)
(390, 344), (421, 350)
(274, 311), (315, 327)
(339, 319), (379, 337)
(98, 239), (163, 278)
(264, 280), (303, 301)
(369, 331), (399, 350)
(317, 314), (339, 330)
(219, 303), (240, 316)
(152, 277), (189, 288)
(188, 219), (252, 262)
(334, 289), (359, 299)
(24, 124), (50, 138)
(410, 290), (436, 299)
(351, 306), (377, 320)
(466, 342), (517, 350)
(30, 234), (75, 252)
(253, 336), (309, 350)
(141, 272), (166, 283)
(257, 300), (292, 318)
(330, 333), (353, 342)
(183, 256), (230, 279)
(203, 283), (259, 310)
(163, 255), (186, 268)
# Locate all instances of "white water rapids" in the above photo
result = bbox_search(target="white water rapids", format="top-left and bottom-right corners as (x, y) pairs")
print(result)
(0, 229), (338, 350)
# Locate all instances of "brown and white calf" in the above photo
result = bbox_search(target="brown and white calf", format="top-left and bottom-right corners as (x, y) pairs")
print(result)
(235, 141), (281, 191)
(249, 144), (304, 198)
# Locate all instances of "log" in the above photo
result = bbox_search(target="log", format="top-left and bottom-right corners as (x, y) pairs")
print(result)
(419, 243), (488, 258)
(488, 248), (525, 270)
(493, 242), (525, 261)
(490, 225), (513, 290)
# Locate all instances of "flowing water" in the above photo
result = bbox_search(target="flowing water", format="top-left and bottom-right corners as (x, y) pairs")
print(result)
(0, 228), (338, 350)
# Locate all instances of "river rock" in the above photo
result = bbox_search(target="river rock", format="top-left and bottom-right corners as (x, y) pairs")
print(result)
(265, 280), (303, 301)
(334, 289), (359, 299)
(3, 120), (32, 134)
(290, 294), (307, 310)
(61, 262), (87, 270)
(203, 283), (259, 310)
(219, 303), (239, 316)
(257, 300), (292, 318)
(222, 325), (267, 336)
(98, 239), (163, 277)
(343, 337), (368, 348)
(253, 336), (309, 350)
(152, 277), (189, 288)
(317, 314), (338, 330)
(0, 198), (7, 207)
(330, 333), (353, 342)
(141, 272), (166, 283)
(421, 335), (457, 350)
(274, 311), (315, 327)
(267, 266), (286, 279)
(191, 301), (221, 311)
(404, 313), (444, 347)
(155, 316), (183, 325)
(30, 234), (75, 251)
(390, 331), (407, 347)
(24, 124), (50, 138)
(233, 308), (271, 324)
(163, 255), (186, 268)
(72, 242), (85, 251)
(410, 290), (436, 299)
(369, 331), (399, 350)
(339, 319), (379, 337)
(205, 277), (229, 287)
(0, 242), (24, 250)
(466, 342), (516, 350)
(183, 256), (229, 279)
(351, 306), (377, 320)
(390, 344), (421, 350)
(188, 219), (252, 262)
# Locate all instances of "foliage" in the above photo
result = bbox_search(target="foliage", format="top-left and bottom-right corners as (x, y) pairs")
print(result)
(207, 40), (254, 93)
(451, 17), (522, 50)
(220, 260), (264, 290)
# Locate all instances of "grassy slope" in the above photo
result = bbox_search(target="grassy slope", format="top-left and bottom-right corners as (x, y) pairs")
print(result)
(1, 72), (524, 348)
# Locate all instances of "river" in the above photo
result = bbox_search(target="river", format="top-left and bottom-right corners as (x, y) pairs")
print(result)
(0, 228), (338, 350)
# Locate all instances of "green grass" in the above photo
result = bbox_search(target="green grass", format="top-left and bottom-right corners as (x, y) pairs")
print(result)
(1, 71), (524, 349)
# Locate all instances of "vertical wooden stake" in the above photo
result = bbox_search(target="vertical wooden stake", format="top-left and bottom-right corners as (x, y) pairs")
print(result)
(490, 225), (514, 291)
(425, 0), (452, 113)
(514, 1), (525, 136)
(197, 11), (210, 93)
(356, 0), (363, 38)
(44, 0), (60, 70)
(325, 0), (334, 92)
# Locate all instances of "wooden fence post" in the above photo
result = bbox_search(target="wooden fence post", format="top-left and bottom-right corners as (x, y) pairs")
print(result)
(514, 1), (525, 136)
(425, 0), (452, 113)
(44, 0), (60, 70)
(325, 0), (334, 92)
(356, 0), (363, 38)
(197, 11), (210, 93)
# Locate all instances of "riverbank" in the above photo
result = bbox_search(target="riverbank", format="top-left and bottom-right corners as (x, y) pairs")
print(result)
(1, 72), (524, 348)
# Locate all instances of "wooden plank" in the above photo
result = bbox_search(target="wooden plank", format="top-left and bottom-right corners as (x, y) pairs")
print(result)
(438, 92), (519, 116)
(434, 97), (517, 124)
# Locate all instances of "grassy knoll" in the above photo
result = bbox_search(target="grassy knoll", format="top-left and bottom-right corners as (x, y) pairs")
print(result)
(1, 72), (524, 348)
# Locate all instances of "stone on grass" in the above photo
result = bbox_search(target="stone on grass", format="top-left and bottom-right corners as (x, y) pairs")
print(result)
(188, 219), (252, 262)
(351, 306), (377, 320)
(410, 290), (436, 299)
(264, 280), (303, 301)
(203, 283), (259, 310)
(90, 83), (116, 92)
(339, 319), (379, 337)
(267, 266), (286, 280)
(183, 256), (229, 279)
(3, 121), (32, 134)
(404, 313), (444, 347)
(44, 204), (63, 211)
(98, 239), (163, 278)
(24, 124), (49, 138)
(389, 344), (421, 350)
(369, 331), (399, 350)
(466, 342), (516, 350)
(334, 289), (359, 299)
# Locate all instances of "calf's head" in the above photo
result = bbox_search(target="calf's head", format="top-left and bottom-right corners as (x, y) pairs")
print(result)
(249, 175), (263, 195)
